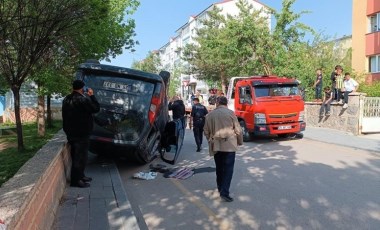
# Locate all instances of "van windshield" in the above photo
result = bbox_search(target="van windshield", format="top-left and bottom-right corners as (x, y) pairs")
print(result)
(254, 84), (299, 98)
(83, 74), (154, 141)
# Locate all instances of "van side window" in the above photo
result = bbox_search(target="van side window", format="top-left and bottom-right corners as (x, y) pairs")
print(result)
(239, 86), (252, 104)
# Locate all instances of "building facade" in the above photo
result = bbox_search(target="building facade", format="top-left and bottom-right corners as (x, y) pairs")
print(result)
(352, 0), (380, 83)
(157, 0), (270, 103)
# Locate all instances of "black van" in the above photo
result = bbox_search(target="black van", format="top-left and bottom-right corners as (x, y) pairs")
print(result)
(75, 61), (183, 164)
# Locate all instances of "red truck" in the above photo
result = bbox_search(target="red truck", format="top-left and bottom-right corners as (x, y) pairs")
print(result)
(226, 76), (306, 141)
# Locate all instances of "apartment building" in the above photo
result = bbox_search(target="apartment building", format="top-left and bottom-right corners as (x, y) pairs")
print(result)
(158, 0), (270, 101)
(352, 0), (380, 83)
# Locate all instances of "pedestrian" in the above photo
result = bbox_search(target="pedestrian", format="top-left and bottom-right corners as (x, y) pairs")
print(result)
(331, 65), (344, 103)
(204, 96), (243, 202)
(168, 95), (186, 126)
(208, 90), (217, 107)
(62, 80), (100, 188)
(195, 91), (204, 104)
(191, 97), (208, 152)
(313, 68), (323, 102)
(342, 73), (359, 108)
(319, 86), (333, 116)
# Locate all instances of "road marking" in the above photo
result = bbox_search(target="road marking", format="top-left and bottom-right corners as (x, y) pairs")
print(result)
(171, 179), (232, 230)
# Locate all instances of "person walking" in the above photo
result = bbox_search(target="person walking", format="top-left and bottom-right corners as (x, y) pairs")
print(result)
(342, 73), (359, 108)
(62, 80), (100, 188)
(191, 97), (208, 152)
(204, 96), (243, 202)
(313, 68), (323, 102)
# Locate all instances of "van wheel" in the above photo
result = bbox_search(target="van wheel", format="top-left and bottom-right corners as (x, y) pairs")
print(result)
(136, 132), (160, 164)
(239, 120), (251, 142)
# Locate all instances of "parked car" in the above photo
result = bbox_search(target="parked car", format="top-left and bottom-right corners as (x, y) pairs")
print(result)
(75, 61), (183, 164)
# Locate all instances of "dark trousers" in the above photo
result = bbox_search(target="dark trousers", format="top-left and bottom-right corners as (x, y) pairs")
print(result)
(319, 100), (332, 115)
(69, 138), (89, 184)
(193, 125), (204, 148)
(214, 151), (236, 197)
(315, 87), (322, 100)
(343, 91), (352, 104)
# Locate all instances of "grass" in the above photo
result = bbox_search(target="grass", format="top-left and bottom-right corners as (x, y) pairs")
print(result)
(0, 120), (62, 187)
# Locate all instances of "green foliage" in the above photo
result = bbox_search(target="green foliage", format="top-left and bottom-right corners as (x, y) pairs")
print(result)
(0, 120), (62, 186)
(131, 51), (161, 73)
(182, 0), (353, 99)
(359, 82), (380, 97)
(168, 65), (182, 98)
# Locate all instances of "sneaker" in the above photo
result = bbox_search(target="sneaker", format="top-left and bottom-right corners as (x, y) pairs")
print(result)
(71, 180), (90, 188)
(220, 195), (234, 202)
(82, 176), (92, 182)
(325, 112), (331, 116)
(343, 103), (348, 109)
(338, 100), (343, 105)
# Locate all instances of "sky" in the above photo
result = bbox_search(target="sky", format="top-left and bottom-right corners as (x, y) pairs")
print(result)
(102, 0), (352, 68)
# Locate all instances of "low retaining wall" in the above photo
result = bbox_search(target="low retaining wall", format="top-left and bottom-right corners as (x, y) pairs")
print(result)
(0, 130), (70, 230)
(305, 93), (363, 135)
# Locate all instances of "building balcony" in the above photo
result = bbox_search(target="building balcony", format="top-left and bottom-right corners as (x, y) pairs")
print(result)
(367, 0), (380, 15)
(365, 31), (380, 56)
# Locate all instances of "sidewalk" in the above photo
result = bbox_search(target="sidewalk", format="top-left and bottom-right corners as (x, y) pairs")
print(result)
(303, 126), (380, 153)
(53, 155), (139, 230)
(53, 127), (379, 230)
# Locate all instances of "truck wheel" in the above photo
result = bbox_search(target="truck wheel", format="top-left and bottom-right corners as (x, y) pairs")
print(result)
(239, 120), (251, 142)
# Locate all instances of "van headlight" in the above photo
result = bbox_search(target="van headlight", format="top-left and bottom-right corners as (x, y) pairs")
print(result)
(298, 111), (305, 122)
(254, 113), (266, 125)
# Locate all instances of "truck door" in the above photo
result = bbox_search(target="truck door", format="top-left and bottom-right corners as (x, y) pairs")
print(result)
(235, 86), (253, 120)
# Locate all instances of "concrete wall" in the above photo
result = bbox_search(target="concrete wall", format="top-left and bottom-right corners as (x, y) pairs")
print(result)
(305, 93), (364, 135)
(0, 131), (70, 230)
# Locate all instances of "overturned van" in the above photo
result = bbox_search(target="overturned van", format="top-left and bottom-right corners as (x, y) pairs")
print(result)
(75, 61), (182, 164)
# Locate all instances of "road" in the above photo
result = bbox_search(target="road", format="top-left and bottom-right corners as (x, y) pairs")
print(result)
(117, 129), (380, 230)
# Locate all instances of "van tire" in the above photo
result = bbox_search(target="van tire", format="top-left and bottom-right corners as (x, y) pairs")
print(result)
(135, 132), (160, 164)
(239, 120), (251, 142)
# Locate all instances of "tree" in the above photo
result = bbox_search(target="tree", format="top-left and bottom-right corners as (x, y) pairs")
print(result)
(183, 0), (312, 92)
(32, 0), (139, 137)
(131, 51), (161, 73)
(0, 0), (139, 149)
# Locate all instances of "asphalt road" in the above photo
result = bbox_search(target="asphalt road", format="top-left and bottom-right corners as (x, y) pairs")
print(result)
(117, 129), (380, 230)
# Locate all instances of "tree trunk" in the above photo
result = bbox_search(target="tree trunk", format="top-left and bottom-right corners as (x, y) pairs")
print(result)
(37, 94), (45, 137)
(11, 86), (24, 151)
(47, 94), (52, 128)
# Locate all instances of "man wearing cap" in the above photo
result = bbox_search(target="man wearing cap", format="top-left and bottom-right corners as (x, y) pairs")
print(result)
(62, 80), (100, 188)
(204, 96), (243, 202)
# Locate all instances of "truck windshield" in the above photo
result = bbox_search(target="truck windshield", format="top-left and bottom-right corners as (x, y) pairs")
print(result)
(83, 74), (155, 141)
(254, 84), (299, 98)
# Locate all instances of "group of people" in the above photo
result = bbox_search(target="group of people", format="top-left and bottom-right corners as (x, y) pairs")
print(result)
(168, 92), (243, 202)
(63, 80), (242, 202)
(313, 65), (359, 116)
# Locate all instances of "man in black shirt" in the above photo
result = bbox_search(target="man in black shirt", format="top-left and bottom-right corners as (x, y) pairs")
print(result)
(62, 80), (100, 188)
(191, 97), (208, 152)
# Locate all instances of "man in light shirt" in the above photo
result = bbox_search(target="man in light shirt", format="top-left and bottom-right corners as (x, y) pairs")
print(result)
(342, 73), (359, 108)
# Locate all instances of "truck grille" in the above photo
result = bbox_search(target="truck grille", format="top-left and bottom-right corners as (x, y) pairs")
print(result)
(269, 113), (297, 119)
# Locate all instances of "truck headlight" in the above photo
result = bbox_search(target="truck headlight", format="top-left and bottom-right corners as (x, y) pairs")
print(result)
(254, 113), (266, 125)
(298, 111), (305, 122)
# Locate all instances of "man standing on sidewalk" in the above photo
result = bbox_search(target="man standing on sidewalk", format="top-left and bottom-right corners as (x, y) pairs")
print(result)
(62, 80), (100, 188)
(204, 96), (243, 202)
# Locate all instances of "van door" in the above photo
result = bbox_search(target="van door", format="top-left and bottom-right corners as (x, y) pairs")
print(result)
(160, 117), (185, 165)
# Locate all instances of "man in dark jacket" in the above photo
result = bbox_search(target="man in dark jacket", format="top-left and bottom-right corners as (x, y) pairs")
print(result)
(62, 80), (100, 188)
(168, 95), (186, 120)
(191, 97), (208, 152)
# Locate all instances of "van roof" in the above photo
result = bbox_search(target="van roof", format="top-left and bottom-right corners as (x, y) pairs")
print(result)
(77, 62), (163, 83)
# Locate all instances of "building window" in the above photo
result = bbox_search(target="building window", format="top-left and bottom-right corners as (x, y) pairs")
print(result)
(369, 13), (380, 33)
(369, 55), (380, 73)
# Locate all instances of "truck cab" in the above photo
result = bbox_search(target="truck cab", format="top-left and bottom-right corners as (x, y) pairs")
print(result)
(227, 76), (306, 141)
